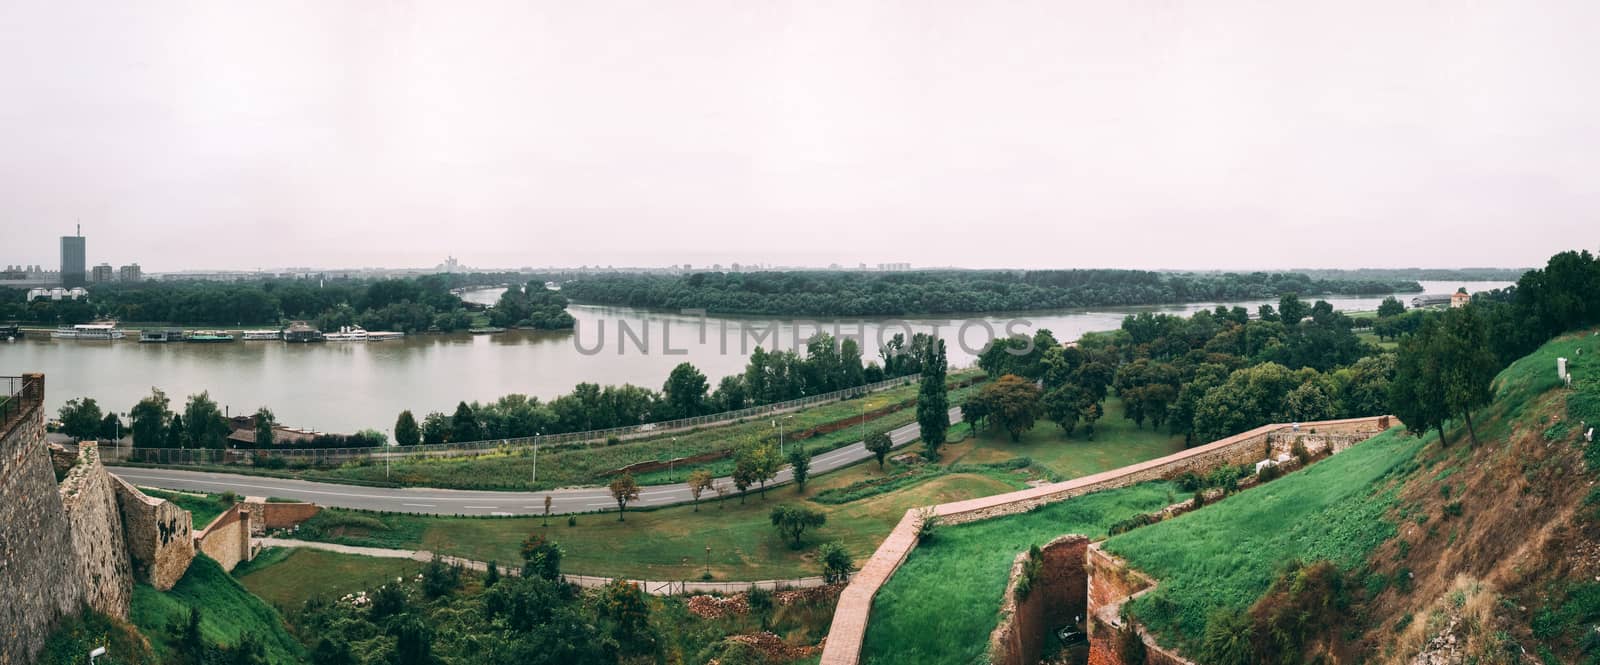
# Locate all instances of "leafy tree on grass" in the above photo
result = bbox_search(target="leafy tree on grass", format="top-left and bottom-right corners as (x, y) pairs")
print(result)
(1438, 306), (1498, 446)
(747, 587), (775, 630)
(980, 374), (1044, 442)
(519, 533), (562, 580)
(1391, 308), (1497, 446)
(864, 429), (893, 470)
(130, 388), (171, 448)
(608, 472), (640, 521)
(1377, 296), (1406, 318)
(817, 541), (855, 583)
(58, 397), (103, 441)
(484, 560), (500, 588)
(422, 553), (463, 598)
(788, 447), (811, 493)
(916, 338), (950, 460)
(688, 469), (713, 512)
(732, 455), (755, 505)
(253, 407), (276, 448)
(98, 412), (122, 440)
(770, 504), (827, 549)
(394, 410), (421, 446)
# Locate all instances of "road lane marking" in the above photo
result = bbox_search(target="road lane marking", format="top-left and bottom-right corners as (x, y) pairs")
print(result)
(464, 506), (498, 510)
(401, 503), (436, 507)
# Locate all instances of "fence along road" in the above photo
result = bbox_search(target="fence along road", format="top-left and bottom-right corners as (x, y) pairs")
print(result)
(109, 406), (956, 516)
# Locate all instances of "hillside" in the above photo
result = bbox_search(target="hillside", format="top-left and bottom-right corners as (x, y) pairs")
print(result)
(1104, 329), (1600, 663)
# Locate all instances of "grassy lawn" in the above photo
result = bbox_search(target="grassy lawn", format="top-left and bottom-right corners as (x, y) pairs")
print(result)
(136, 487), (237, 528)
(948, 396), (1187, 480)
(1103, 426), (1426, 653)
(130, 555), (305, 662)
(230, 370), (983, 491)
(295, 450), (1023, 581)
(861, 482), (1180, 665)
(235, 547), (422, 610)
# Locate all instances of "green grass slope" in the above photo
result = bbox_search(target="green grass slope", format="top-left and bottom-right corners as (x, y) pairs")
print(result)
(862, 482), (1178, 665)
(1103, 427), (1424, 652)
(130, 555), (305, 663)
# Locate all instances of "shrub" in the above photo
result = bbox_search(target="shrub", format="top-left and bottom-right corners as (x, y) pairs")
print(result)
(567, 515), (577, 527)
(915, 507), (939, 543)
(1290, 439), (1312, 466)
(1443, 501), (1464, 518)
(1257, 463), (1283, 483)
(817, 542), (855, 583)
(1013, 545), (1043, 602)
(421, 554), (462, 598)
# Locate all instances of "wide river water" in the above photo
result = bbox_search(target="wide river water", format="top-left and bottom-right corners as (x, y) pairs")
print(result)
(1, 281), (1508, 432)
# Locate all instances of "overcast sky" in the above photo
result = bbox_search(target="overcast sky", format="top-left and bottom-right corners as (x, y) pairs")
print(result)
(2, 1), (1595, 272)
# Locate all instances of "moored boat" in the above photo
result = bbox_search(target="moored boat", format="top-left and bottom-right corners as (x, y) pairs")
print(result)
(51, 323), (125, 340)
(283, 321), (324, 343)
(241, 330), (282, 341)
(139, 327), (184, 343)
(324, 325), (369, 341)
(366, 330), (404, 341)
(186, 330), (236, 343)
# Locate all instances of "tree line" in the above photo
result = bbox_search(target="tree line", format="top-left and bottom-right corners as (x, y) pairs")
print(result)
(1, 273), (574, 333)
(961, 292), (1392, 446)
(391, 332), (928, 445)
(559, 269), (1421, 316)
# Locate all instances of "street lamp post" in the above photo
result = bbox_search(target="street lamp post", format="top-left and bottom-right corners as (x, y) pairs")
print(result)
(670, 436), (678, 481)
(704, 544), (711, 579)
(532, 431), (542, 486)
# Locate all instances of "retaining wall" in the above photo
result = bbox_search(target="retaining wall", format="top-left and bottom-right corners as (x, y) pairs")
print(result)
(113, 475), (195, 590)
(819, 415), (1393, 665)
(243, 498), (319, 533)
(1085, 545), (1192, 665)
(988, 535), (1089, 665)
(195, 504), (255, 572)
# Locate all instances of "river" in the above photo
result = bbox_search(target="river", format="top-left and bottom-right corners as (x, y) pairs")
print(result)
(0, 281), (1508, 432)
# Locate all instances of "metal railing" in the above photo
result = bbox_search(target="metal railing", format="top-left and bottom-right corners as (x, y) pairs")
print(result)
(0, 376), (37, 436)
(110, 374), (932, 466)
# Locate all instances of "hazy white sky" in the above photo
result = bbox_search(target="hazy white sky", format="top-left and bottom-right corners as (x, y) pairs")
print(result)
(2, 1), (1596, 272)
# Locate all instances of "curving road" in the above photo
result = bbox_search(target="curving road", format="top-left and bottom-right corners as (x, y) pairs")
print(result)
(109, 407), (959, 516)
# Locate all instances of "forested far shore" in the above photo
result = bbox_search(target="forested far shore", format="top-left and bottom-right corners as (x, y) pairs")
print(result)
(559, 269), (1423, 316)
(0, 274), (575, 332)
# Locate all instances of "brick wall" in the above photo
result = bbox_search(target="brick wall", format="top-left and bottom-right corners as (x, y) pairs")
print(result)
(1085, 545), (1193, 665)
(819, 415), (1393, 665)
(989, 535), (1090, 665)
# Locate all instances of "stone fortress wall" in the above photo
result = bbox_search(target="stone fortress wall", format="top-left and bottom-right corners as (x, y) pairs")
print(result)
(0, 374), (201, 665)
(819, 415), (1393, 665)
(195, 504), (256, 573)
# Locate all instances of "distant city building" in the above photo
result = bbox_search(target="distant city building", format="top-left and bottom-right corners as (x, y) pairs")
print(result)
(91, 263), (113, 283)
(876, 262), (911, 271)
(118, 263), (142, 282)
(60, 227), (86, 288)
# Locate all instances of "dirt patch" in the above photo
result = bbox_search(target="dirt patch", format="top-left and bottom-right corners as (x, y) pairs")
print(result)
(686, 585), (844, 620)
(711, 631), (822, 663)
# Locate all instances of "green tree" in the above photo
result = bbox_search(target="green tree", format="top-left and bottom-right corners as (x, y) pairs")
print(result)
(1279, 293), (1309, 326)
(484, 560), (500, 588)
(597, 580), (655, 656)
(817, 541), (855, 583)
(130, 388), (171, 448)
(420, 411), (450, 444)
(979, 374), (1044, 442)
(252, 407), (276, 448)
(390, 615), (433, 665)
(394, 410), (421, 446)
(687, 469), (714, 512)
(769, 504), (826, 549)
(98, 412), (122, 440)
(1042, 384), (1086, 436)
(519, 533), (562, 580)
(751, 444), (781, 498)
(57, 397), (103, 441)
(1377, 296), (1405, 318)
(166, 413), (185, 448)
(608, 472), (640, 521)
(732, 451), (756, 504)
(1438, 307), (1498, 445)
(747, 587), (775, 631)
(183, 392), (229, 449)
(788, 447), (811, 493)
(421, 553), (462, 599)
(864, 429), (893, 470)
(916, 338), (950, 460)
(662, 362), (710, 419)
(451, 401), (481, 442)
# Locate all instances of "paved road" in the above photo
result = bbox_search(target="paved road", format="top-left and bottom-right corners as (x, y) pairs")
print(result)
(110, 407), (957, 516)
